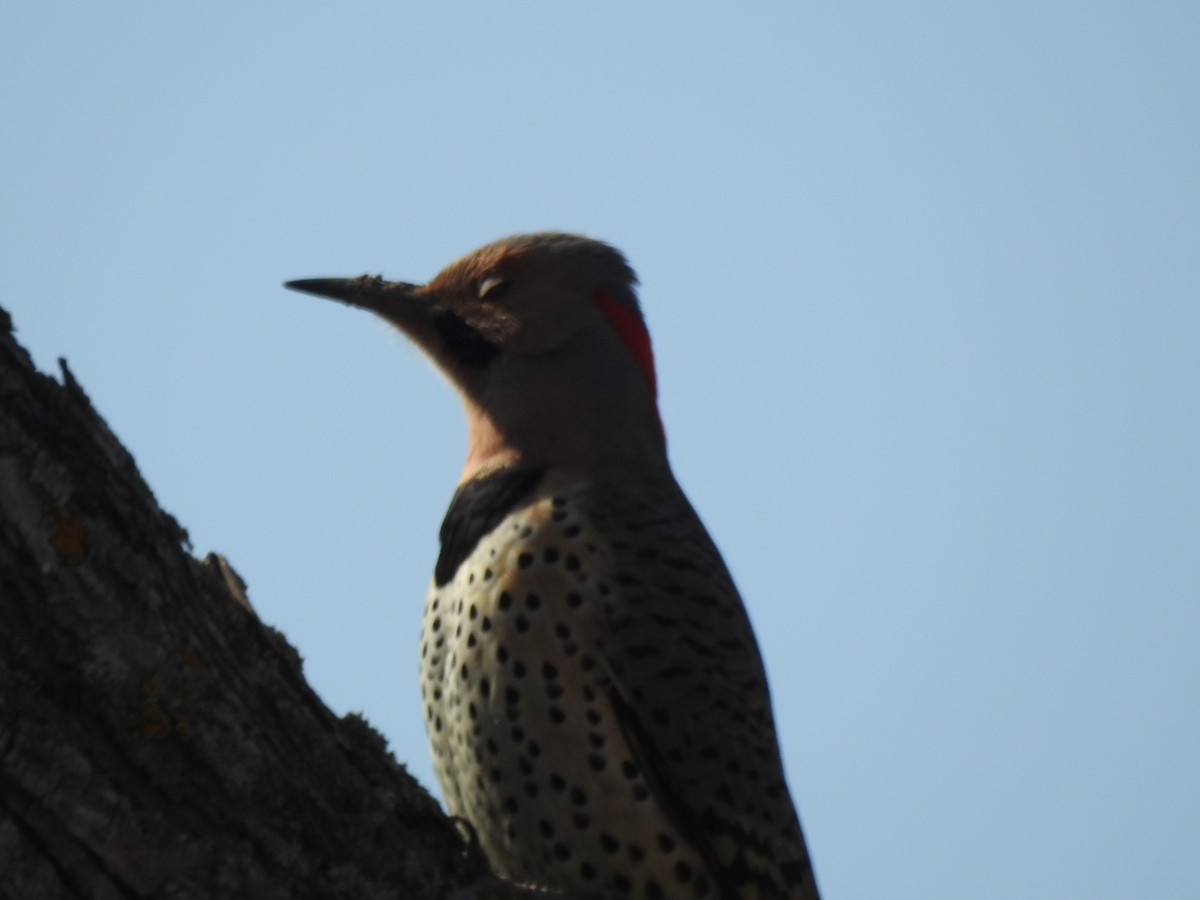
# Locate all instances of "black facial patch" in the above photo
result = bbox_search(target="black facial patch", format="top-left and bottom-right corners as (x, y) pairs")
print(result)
(433, 310), (499, 368)
(435, 466), (547, 586)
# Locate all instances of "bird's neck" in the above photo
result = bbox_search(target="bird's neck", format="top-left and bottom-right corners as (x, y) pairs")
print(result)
(454, 327), (667, 486)
(457, 392), (667, 486)
(461, 404), (524, 482)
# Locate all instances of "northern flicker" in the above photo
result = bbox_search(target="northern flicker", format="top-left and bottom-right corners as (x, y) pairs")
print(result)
(286, 233), (821, 900)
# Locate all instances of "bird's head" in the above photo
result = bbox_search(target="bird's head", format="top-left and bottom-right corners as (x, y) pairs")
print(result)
(287, 232), (665, 482)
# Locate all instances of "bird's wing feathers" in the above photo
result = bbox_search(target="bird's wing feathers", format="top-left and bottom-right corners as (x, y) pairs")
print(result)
(585, 477), (820, 900)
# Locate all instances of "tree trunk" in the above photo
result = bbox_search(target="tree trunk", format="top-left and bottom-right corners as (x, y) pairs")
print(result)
(0, 307), (517, 899)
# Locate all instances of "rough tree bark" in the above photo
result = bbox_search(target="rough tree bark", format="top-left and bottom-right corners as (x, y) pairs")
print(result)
(0, 308), (544, 899)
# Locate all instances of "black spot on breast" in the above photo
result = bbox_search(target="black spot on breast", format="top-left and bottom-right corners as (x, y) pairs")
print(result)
(435, 467), (546, 586)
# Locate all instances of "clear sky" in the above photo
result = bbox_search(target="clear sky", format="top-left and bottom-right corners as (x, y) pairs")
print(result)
(3, 4), (1197, 897)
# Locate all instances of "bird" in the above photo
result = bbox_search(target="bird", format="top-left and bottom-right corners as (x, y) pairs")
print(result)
(285, 233), (821, 900)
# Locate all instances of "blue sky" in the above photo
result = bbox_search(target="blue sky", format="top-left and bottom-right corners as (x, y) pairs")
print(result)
(3, 4), (1197, 897)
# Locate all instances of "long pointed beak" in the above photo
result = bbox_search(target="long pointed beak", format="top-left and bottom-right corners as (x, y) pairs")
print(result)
(283, 275), (424, 315)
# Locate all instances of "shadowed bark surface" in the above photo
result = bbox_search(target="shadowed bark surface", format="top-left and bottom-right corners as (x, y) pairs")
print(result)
(0, 308), (523, 899)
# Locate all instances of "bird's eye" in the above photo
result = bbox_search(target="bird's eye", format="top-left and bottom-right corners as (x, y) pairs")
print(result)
(478, 275), (513, 301)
